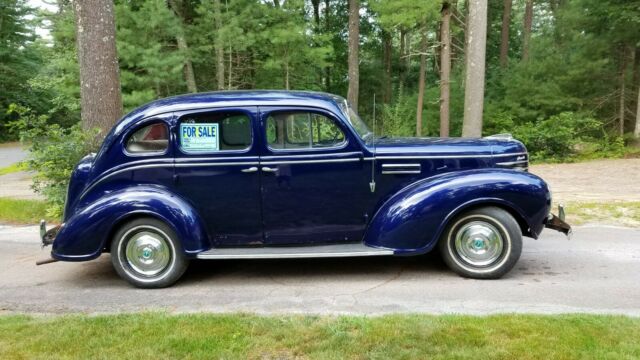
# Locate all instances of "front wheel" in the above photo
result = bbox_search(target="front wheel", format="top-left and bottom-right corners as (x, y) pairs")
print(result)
(439, 206), (522, 279)
(111, 218), (189, 288)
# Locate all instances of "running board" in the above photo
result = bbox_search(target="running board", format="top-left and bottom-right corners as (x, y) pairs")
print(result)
(196, 243), (394, 260)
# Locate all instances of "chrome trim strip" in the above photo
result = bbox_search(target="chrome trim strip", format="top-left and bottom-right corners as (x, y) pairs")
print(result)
(381, 163), (421, 168)
(260, 151), (362, 160)
(381, 170), (422, 175)
(364, 152), (528, 160)
(496, 160), (529, 166)
(175, 162), (260, 167)
(175, 156), (259, 162)
(260, 158), (361, 165)
(196, 250), (393, 259)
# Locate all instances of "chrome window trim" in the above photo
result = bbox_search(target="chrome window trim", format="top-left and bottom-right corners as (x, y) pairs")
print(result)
(364, 152), (528, 160)
(381, 163), (421, 168)
(175, 156), (259, 162)
(261, 158), (361, 165)
(381, 170), (422, 175)
(260, 151), (362, 160)
(175, 161), (260, 167)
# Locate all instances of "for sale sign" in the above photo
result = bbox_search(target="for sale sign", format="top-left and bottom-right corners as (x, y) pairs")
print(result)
(180, 123), (219, 152)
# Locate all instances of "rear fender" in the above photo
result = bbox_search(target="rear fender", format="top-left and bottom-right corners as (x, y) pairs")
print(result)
(363, 169), (551, 254)
(51, 185), (209, 261)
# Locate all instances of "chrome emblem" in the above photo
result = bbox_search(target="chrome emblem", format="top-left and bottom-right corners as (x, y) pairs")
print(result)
(516, 155), (526, 161)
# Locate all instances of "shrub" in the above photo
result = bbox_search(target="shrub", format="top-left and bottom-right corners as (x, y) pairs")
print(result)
(8, 104), (100, 219)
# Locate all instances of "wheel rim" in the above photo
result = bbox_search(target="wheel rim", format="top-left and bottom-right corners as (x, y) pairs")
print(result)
(124, 229), (171, 277)
(454, 221), (504, 267)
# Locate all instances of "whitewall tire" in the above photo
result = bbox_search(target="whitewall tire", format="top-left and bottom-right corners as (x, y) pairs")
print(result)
(438, 206), (522, 279)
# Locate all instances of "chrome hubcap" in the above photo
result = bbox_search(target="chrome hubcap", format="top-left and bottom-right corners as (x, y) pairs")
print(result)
(454, 221), (504, 266)
(125, 230), (171, 276)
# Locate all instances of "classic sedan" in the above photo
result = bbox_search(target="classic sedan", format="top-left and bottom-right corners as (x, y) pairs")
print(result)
(38, 91), (571, 288)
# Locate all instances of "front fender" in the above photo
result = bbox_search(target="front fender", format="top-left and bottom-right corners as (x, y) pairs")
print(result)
(363, 169), (551, 254)
(51, 185), (209, 261)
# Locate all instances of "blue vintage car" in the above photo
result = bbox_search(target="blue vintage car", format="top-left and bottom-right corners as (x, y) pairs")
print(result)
(38, 91), (570, 288)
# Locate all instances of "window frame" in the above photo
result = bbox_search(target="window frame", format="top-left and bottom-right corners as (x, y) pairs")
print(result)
(264, 109), (349, 153)
(176, 108), (255, 156)
(122, 120), (170, 157)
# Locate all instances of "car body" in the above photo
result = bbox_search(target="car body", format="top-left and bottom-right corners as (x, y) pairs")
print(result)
(39, 91), (571, 287)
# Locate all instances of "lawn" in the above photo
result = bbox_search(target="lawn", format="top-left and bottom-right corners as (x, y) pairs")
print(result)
(0, 162), (27, 176)
(565, 201), (640, 227)
(0, 314), (638, 359)
(0, 198), (55, 225)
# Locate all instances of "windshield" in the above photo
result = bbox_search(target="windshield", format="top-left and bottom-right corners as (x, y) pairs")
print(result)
(335, 97), (372, 141)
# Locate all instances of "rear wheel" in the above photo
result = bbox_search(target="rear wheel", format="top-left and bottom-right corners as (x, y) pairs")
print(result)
(111, 218), (189, 288)
(438, 207), (522, 279)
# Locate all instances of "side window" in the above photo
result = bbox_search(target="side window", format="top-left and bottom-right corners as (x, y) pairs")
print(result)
(266, 112), (345, 150)
(179, 111), (252, 153)
(125, 122), (169, 154)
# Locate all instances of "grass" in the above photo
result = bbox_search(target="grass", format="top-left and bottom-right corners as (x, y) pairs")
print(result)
(0, 198), (55, 225)
(0, 313), (638, 359)
(564, 201), (640, 227)
(0, 162), (27, 176)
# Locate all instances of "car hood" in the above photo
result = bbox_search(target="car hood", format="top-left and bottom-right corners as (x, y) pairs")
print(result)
(368, 137), (526, 157)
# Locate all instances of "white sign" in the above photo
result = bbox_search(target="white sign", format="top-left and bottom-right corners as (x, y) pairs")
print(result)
(180, 123), (219, 152)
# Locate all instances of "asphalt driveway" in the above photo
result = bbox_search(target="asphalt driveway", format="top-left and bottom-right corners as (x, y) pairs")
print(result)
(0, 225), (638, 315)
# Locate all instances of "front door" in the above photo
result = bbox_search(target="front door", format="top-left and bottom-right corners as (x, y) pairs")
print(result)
(173, 107), (263, 247)
(259, 106), (370, 245)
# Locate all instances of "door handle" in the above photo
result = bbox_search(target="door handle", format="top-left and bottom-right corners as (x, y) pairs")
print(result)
(261, 166), (278, 173)
(241, 167), (258, 173)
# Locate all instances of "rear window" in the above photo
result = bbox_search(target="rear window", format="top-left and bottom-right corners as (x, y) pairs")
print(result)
(179, 111), (252, 153)
(125, 122), (169, 154)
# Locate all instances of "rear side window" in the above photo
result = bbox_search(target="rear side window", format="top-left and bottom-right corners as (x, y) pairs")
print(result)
(125, 122), (169, 154)
(266, 111), (345, 150)
(179, 111), (252, 153)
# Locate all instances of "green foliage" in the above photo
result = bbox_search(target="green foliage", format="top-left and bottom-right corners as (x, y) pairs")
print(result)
(8, 104), (100, 218)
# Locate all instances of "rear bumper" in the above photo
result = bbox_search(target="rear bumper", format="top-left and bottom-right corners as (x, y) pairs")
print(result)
(39, 220), (61, 248)
(544, 205), (572, 238)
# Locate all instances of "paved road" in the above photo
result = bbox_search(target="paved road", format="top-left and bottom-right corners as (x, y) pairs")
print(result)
(0, 225), (639, 315)
(0, 143), (26, 168)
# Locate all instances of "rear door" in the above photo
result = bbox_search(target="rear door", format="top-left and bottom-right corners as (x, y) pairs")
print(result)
(258, 106), (370, 245)
(173, 107), (263, 247)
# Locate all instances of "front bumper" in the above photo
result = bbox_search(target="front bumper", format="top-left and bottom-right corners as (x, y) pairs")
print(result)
(544, 205), (572, 238)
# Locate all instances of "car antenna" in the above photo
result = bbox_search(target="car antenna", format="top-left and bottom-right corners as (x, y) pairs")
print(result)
(369, 93), (376, 193)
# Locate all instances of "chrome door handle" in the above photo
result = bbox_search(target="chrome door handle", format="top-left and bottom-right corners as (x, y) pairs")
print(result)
(241, 167), (258, 173)
(261, 166), (278, 173)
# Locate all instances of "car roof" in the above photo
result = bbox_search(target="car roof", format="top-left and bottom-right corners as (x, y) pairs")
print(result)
(111, 90), (346, 136)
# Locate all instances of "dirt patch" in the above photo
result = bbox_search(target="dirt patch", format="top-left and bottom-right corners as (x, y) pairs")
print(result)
(530, 158), (640, 202)
(0, 172), (42, 200)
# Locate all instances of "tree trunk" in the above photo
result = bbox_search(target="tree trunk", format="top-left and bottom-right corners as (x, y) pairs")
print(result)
(169, 0), (197, 93)
(620, 46), (627, 136)
(462, 0), (487, 137)
(382, 31), (392, 103)
(635, 74), (640, 138)
(74, 0), (123, 136)
(399, 29), (406, 92)
(440, 2), (451, 137)
(347, 0), (359, 110)
(214, 0), (225, 90)
(522, 0), (533, 61)
(499, 0), (511, 67)
(416, 31), (427, 137)
(324, 0), (331, 91)
(311, 0), (320, 29)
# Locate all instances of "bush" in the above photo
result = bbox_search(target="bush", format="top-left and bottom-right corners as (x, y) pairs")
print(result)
(8, 104), (100, 218)
(489, 111), (609, 161)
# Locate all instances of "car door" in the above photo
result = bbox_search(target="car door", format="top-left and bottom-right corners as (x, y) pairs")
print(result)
(259, 106), (371, 245)
(173, 107), (263, 247)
